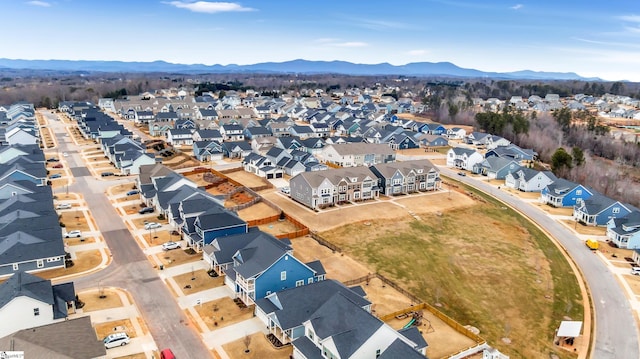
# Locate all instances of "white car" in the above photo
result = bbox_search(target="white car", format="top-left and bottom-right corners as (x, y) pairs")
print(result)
(64, 230), (82, 238)
(62, 152), (68, 157)
(632, 267), (640, 276)
(280, 186), (290, 194)
(56, 203), (72, 210)
(162, 241), (181, 251)
(144, 222), (162, 230)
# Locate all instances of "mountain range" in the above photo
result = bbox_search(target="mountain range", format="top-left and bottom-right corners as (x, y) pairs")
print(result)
(0, 58), (601, 81)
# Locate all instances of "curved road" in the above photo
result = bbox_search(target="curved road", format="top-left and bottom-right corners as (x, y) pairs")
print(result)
(436, 165), (639, 359)
(44, 112), (212, 359)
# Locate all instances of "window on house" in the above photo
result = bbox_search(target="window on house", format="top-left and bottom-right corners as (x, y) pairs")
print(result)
(280, 271), (287, 281)
(266, 291), (272, 296)
(576, 189), (582, 195)
(37, 260), (44, 268)
(308, 329), (314, 340)
(613, 207), (620, 214)
(376, 349), (381, 358)
(296, 280), (304, 287)
(12, 263), (18, 271)
(308, 278), (313, 284)
(33, 308), (39, 316)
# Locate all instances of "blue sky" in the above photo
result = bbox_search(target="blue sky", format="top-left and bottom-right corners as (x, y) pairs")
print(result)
(2, 0), (640, 81)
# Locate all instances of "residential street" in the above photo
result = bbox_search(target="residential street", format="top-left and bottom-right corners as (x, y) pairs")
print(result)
(44, 111), (212, 359)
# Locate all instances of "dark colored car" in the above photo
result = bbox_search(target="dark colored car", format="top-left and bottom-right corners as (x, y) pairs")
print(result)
(126, 190), (140, 196)
(138, 207), (155, 214)
(101, 172), (114, 177)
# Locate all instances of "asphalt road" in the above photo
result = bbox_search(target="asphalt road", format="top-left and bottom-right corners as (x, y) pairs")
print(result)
(44, 111), (212, 358)
(436, 165), (639, 359)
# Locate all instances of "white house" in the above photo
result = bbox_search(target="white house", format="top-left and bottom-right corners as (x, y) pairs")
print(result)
(505, 168), (557, 192)
(446, 147), (484, 171)
(0, 272), (76, 338)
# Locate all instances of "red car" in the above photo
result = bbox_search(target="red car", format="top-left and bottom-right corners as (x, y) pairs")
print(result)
(160, 349), (175, 359)
(52, 163), (64, 169)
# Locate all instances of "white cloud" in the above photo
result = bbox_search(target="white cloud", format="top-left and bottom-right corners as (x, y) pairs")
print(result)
(619, 15), (640, 23)
(314, 38), (339, 44)
(510, 4), (523, 10)
(26, 1), (51, 7)
(334, 42), (368, 48)
(164, 1), (255, 14)
(408, 49), (428, 56)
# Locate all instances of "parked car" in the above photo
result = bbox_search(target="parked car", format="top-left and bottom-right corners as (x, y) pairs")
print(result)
(46, 157), (59, 162)
(62, 152), (68, 157)
(49, 173), (62, 179)
(52, 163), (63, 169)
(56, 203), (72, 210)
(457, 172), (466, 177)
(126, 190), (140, 196)
(103, 333), (130, 349)
(138, 207), (155, 214)
(632, 267), (640, 276)
(101, 172), (114, 177)
(159, 349), (176, 359)
(162, 241), (181, 251)
(280, 186), (290, 194)
(64, 230), (82, 238)
(144, 222), (162, 230)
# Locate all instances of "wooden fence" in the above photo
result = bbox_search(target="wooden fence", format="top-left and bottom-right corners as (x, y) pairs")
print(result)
(309, 231), (342, 253)
(245, 210), (310, 239)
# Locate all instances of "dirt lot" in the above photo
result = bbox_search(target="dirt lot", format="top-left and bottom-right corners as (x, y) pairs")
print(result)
(60, 211), (91, 232)
(193, 297), (255, 331)
(173, 270), (224, 296)
(156, 249), (201, 267)
(290, 236), (371, 282)
(108, 183), (137, 197)
(532, 202), (574, 216)
(263, 190), (474, 232)
(237, 202), (280, 221)
(258, 220), (300, 237)
(222, 332), (292, 359)
(224, 170), (270, 188)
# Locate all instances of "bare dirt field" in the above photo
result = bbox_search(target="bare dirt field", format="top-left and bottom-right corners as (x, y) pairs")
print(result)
(360, 277), (414, 316)
(222, 332), (292, 359)
(258, 220), (300, 237)
(60, 211), (91, 232)
(237, 202), (280, 221)
(224, 170), (270, 188)
(290, 236), (371, 282)
(193, 297), (254, 331)
(156, 249), (201, 268)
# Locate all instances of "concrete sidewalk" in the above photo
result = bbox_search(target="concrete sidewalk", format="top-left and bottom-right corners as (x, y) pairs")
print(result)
(177, 286), (234, 309)
(202, 317), (267, 347)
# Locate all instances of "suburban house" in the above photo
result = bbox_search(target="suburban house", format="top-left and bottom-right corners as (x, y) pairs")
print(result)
(290, 167), (380, 210)
(254, 279), (372, 344)
(204, 229), (325, 305)
(416, 134), (449, 148)
(221, 141), (252, 159)
(574, 193), (636, 226)
(607, 211), (640, 249)
(186, 206), (247, 250)
(446, 147), (484, 171)
(220, 124), (245, 141)
(0, 316), (106, 359)
(192, 140), (224, 162)
(504, 168), (557, 192)
(321, 143), (395, 167)
(472, 157), (521, 179)
(485, 144), (537, 162)
(446, 127), (467, 139)
(0, 271), (76, 338)
(242, 153), (284, 179)
(293, 294), (427, 359)
(166, 128), (194, 146)
(540, 179), (594, 207)
(369, 159), (441, 195)
(118, 151), (156, 175)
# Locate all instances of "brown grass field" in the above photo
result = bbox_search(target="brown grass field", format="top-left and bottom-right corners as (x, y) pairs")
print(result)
(173, 270), (224, 296)
(37, 250), (103, 280)
(94, 319), (137, 340)
(79, 289), (124, 312)
(319, 189), (583, 359)
(561, 220), (607, 236)
(237, 202), (280, 221)
(223, 171), (270, 188)
(156, 249), (201, 267)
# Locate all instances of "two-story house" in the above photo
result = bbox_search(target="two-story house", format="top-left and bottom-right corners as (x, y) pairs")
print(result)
(369, 159), (441, 195)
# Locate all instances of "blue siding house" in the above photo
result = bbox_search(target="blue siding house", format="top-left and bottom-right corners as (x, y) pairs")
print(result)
(193, 210), (247, 246)
(573, 193), (636, 226)
(607, 211), (640, 249)
(540, 178), (594, 207)
(223, 232), (325, 305)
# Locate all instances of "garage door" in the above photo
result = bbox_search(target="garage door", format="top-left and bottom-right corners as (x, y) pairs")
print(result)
(276, 173), (283, 178)
(266, 173), (274, 179)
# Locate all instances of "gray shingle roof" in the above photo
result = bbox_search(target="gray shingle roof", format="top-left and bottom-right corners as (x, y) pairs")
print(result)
(377, 338), (426, 359)
(233, 234), (292, 279)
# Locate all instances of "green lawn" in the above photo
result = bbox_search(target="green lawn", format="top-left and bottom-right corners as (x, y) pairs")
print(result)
(322, 185), (582, 359)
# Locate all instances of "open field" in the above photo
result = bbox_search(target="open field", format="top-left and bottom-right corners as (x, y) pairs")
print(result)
(319, 187), (583, 359)
(222, 332), (292, 359)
